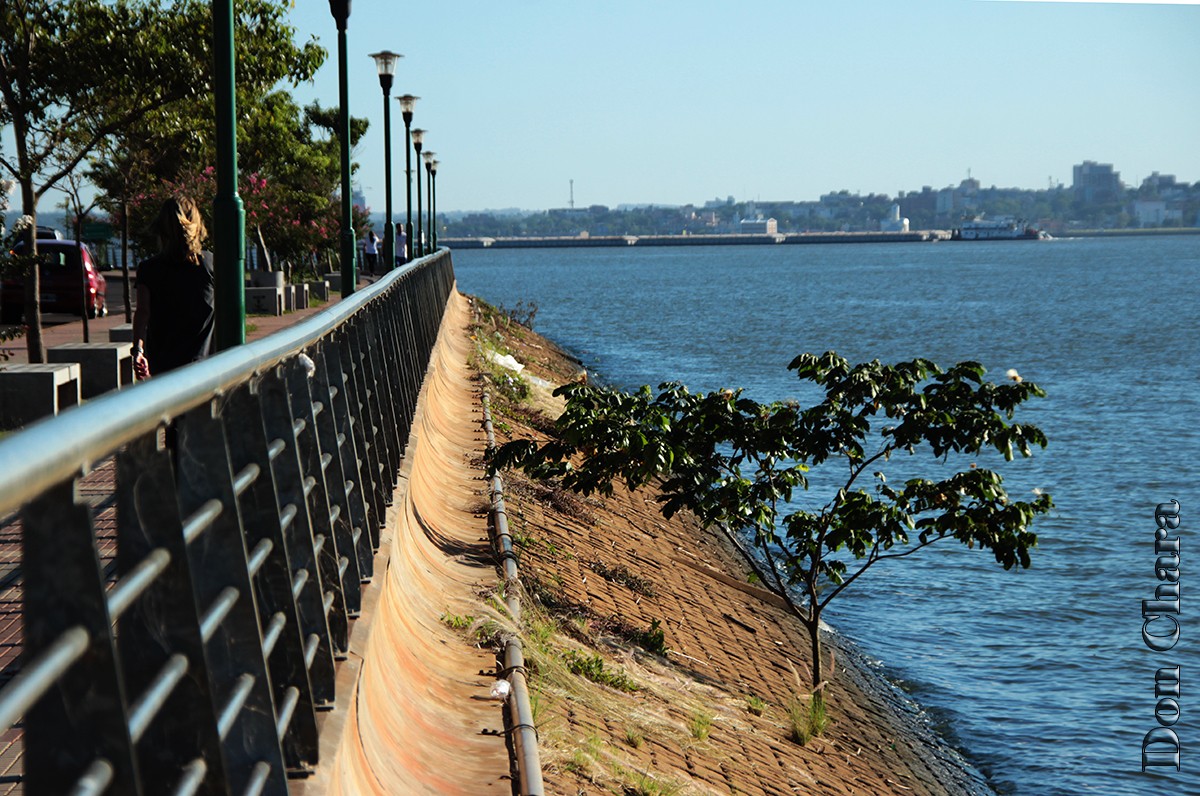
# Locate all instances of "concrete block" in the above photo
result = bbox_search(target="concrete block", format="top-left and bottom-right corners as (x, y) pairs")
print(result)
(284, 284), (309, 311)
(109, 323), (134, 342)
(306, 280), (330, 302)
(245, 286), (283, 316)
(47, 342), (133, 399)
(326, 273), (342, 293)
(249, 270), (285, 288)
(0, 363), (81, 428)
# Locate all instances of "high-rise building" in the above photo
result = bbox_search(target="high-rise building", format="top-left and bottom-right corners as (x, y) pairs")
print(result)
(1072, 161), (1122, 204)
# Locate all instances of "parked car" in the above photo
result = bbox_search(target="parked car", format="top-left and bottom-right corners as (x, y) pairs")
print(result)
(1, 239), (107, 322)
(36, 225), (64, 240)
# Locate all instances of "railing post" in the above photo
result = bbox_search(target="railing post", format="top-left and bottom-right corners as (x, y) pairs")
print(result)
(318, 340), (376, 568)
(285, 357), (355, 643)
(360, 307), (401, 492)
(258, 367), (338, 703)
(308, 343), (372, 583)
(24, 480), (139, 794)
(223, 383), (321, 772)
(175, 404), (289, 794)
(117, 433), (227, 792)
(338, 327), (388, 529)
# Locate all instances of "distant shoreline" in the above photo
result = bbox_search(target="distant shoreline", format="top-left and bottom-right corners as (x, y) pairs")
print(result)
(444, 227), (1200, 249)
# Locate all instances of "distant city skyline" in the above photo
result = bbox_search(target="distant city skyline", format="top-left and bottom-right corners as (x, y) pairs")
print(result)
(406, 159), (1190, 217)
(283, 1), (1198, 214)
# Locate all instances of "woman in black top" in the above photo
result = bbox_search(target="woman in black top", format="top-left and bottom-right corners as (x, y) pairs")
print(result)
(132, 197), (215, 379)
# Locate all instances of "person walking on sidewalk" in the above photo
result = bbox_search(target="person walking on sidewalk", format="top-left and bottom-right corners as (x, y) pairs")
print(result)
(132, 197), (214, 379)
(363, 230), (379, 274)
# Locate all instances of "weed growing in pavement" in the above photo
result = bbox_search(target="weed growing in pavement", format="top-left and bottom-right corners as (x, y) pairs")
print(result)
(633, 619), (669, 656)
(527, 617), (556, 652)
(474, 619), (504, 646)
(562, 650), (639, 693)
(787, 692), (829, 746)
(589, 559), (656, 597)
(623, 772), (683, 796)
(624, 726), (644, 749)
(688, 709), (713, 741)
(440, 613), (474, 631)
(746, 694), (767, 716)
(564, 749), (593, 779)
(496, 299), (538, 329)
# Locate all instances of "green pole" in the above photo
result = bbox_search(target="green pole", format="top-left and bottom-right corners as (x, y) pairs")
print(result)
(425, 161), (432, 253)
(412, 133), (424, 258)
(431, 164), (438, 250)
(334, 14), (355, 297)
(212, 0), (245, 350)
(400, 98), (416, 263)
(381, 88), (394, 271)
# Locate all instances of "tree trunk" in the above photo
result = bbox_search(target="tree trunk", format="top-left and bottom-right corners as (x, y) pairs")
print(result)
(75, 214), (89, 343)
(121, 195), (132, 323)
(21, 180), (44, 363)
(254, 225), (272, 272)
(807, 607), (823, 692)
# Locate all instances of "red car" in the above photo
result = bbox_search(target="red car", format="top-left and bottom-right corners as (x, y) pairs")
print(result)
(1, 239), (107, 323)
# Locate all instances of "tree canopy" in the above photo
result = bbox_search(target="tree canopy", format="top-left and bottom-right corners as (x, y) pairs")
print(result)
(0, 0), (327, 358)
(491, 352), (1054, 691)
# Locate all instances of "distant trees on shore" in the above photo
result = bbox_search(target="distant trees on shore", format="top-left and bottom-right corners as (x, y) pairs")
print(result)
(443, 179), (1200, 239)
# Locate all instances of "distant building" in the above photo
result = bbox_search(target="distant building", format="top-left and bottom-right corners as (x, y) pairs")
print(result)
(1072, 161), (1122, 204)
(880, 204), (909, 232)
(1141, 172), (1177, 193)
(936, 178), (980, 217)
(1132, 200), (1183, 227)
(898, 187), (937, 221)
(740, 218), (777, 234)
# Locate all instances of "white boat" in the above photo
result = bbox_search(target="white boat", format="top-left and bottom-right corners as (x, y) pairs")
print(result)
(954, 217), (1048, 241)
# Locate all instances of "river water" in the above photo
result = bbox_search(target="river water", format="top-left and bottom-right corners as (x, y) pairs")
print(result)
(452, 236), (1198, 796)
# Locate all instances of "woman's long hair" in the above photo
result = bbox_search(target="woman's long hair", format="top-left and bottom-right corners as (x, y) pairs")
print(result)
(155, 197), (206, 265)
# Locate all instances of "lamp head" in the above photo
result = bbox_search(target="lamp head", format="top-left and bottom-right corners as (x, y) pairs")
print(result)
(328, 0), (351, 30)
(369, 51), (402, 92)
(410, 128), (425, 149)
(398, 94), (419, 123)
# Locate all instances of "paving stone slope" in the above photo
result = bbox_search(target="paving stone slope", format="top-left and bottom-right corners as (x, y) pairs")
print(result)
(478, 302), (990, 796)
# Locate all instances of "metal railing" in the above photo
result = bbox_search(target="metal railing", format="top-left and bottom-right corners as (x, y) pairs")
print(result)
(0, 251), (454, 794)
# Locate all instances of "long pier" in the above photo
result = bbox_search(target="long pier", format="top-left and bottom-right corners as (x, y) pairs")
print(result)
(443, 230), (952, 249)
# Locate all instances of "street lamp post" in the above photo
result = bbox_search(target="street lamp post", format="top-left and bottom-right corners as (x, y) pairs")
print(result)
(410, 128), (425, 257)
(430, 159), (439, 251)
(328, 0), (355, 297)
(422, 151), (435, 252)
(369, 50), (401, 272)
(212, 0), (245, 350)
(398, 95), (418, 263)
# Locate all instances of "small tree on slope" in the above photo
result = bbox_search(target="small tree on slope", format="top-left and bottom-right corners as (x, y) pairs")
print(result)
(489, 352), (1054, 692)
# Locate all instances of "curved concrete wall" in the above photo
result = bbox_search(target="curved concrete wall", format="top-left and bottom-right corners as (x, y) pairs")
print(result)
(321, 290), (511, 795)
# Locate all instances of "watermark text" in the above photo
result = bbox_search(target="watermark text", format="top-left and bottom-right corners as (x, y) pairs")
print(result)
(1142, 499), (1181, 772)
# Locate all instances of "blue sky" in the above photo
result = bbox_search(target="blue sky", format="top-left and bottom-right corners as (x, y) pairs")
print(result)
(288, 0), (1197, 212)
